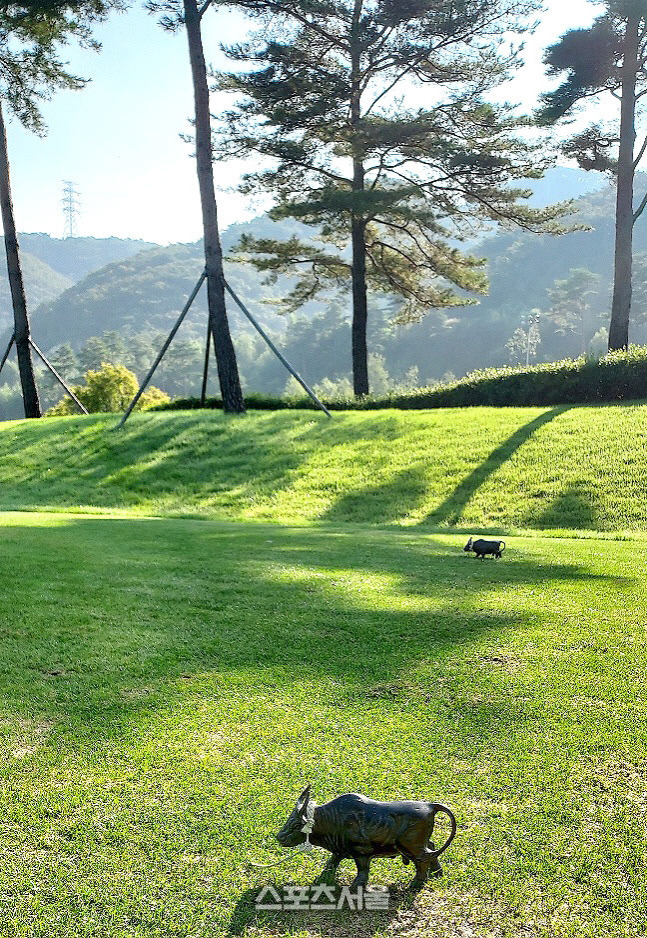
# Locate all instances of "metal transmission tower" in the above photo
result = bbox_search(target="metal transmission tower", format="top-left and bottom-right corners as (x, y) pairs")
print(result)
(61, 180), (80, 238)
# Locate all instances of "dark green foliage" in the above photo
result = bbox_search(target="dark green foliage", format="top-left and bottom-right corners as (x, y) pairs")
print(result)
(15, 175), (647, 411)
(537, 2), (647, 350)
(540, 21), (621, 124)
(157, 393), (312, 411)
(363, 346), (647, 408)
(0, 1), (124, 131)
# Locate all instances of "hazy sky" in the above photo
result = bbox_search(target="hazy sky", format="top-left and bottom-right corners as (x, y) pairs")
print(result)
(7, 0), (597, 245)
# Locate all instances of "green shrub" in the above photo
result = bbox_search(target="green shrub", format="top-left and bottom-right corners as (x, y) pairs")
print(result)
(155, 347), (647, 412)
(366, 346), (647, 409)
(47, 363), (169, 415)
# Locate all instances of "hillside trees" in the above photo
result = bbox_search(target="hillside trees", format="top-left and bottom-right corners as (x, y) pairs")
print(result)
(539, 0), (647, 351)
(506, 311), (541, 364)
(147, 0), (245, 413)
(545, 268), (604, 357)
(214, 0), (572, 396)
(0, 1), (123, 417)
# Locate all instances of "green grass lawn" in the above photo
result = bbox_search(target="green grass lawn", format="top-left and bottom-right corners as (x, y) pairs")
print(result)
(0, 403), (646, 530)
(0, 511), (645, 937)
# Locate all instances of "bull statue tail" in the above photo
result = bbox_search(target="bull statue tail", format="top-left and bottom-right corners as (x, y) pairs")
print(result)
(427, 803), (457, 857)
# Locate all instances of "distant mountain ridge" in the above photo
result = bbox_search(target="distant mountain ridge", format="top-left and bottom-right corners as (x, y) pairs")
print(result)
(19, 233), (158, 283)
(0, 233), (161, 337)
(29, 233), (296, 351)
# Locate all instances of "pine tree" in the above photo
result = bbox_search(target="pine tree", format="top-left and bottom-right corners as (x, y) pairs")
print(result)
(0, 1), (122, 418)
(538, 0), (647, 351)
(215, 0), (573, 396)
(148, 0), (246, 413)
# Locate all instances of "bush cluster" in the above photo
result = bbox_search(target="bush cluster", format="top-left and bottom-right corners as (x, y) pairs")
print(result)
(154, 347), (647, 412)
(48, 363), (169, 416)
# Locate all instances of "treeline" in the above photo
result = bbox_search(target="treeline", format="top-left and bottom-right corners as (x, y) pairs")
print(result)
(3, 2), (647, 418)
(0, 176), (641, 418)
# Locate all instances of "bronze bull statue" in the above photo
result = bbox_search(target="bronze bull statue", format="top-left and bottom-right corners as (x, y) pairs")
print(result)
(464, 536), (506, 559)
(276, 786), (457, 889)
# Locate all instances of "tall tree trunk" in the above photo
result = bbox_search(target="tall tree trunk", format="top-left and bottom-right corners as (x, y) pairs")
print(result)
(183, 0), (245, 414)
(0, 103), (40, 418)
(350, 0), (369, 397)
(351, 201), (369, 398)
(609, 12), (640, 352)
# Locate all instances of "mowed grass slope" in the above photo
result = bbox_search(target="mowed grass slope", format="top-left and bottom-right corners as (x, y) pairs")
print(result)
(0, 405), (646, 530)
(0, 513), (645, 937)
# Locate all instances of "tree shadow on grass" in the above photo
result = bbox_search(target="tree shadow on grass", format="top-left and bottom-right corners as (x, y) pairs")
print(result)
(0, 517), (633, 937)
(0, 517), (628, 748)
(0, 412), (326, 512)
(424, 407), (570, 527)
(249, 523), (625, 603)
(322, 466), (430, 525)
(525, 481), (598, 530)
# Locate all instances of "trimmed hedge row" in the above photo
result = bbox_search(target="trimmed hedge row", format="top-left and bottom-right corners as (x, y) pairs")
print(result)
(367, 347), (647, 409)
(155, 347), (647, 412)
(156, 393), (322, 412)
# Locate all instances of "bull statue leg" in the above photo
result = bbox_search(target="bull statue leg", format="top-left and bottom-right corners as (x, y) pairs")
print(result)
(351, 855), (372, 889)
(315, 853), (343, 884)
(411, 843), (443, 888)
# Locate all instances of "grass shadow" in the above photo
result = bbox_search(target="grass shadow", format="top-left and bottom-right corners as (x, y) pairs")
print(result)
(322, 466), (429, 525)
(0, 517), (629, 750)
(528, 481), (598, 530)
(425, 407), (570, 527)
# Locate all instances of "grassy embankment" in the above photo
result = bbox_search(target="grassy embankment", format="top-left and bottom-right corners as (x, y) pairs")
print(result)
(0, 404), (645, 530)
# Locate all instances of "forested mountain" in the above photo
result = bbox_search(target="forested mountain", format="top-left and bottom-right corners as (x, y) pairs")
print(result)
(20, 234), (157, 283)
(0, 166), (639, 418)
(0, 251), (72, 330)
(29, 215), (318, 351)
(0, 234), (159, 334)
(24, 171), (642, 390)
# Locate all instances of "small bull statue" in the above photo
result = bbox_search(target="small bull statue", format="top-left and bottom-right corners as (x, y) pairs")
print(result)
(276, 786), (457, 889)
(464, 536), (506, 559)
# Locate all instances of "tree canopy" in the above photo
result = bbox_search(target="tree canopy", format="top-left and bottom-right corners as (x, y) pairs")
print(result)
(538, 0), (647, 350)
(215, 0), (573, 393)
(0, 1), (124, 130)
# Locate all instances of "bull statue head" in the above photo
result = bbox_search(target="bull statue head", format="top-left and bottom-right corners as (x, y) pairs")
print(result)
(276, 785), (312, 847)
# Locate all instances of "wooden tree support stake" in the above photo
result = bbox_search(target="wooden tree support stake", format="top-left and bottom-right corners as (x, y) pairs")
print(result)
(0, 331), (87, 415)
(0, 332), (14, 377)
(29, 338), (89, 415)
(223, 278), (331, 419)
(201, 316), (213, 405)
(118, 271), (207, 428)
(118, 268), (331, 429)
